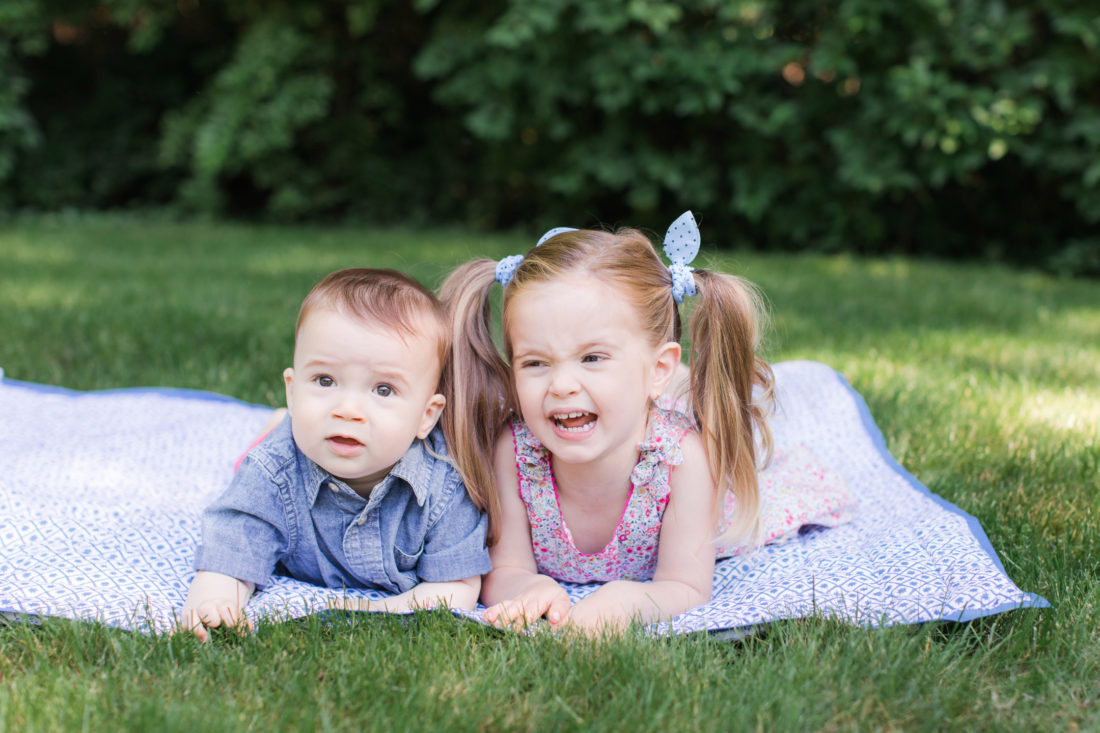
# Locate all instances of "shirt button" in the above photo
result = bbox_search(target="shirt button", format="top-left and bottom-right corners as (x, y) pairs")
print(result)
(329, 482), (339, 492)
(356, 517), (366, 526)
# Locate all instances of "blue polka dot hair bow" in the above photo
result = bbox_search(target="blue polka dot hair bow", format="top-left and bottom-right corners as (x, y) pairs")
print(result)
(494, 226), (578, 286)
(664, 211), (700, 303)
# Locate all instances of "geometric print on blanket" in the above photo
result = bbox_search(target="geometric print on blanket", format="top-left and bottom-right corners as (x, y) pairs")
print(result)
(0, 362), (1047, 635)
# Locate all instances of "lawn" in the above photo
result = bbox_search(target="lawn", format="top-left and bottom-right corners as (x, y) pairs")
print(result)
(1, 214), (1097, 730)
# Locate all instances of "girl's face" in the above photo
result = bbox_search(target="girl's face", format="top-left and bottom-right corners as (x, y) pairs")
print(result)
(507, 274), (680, 473)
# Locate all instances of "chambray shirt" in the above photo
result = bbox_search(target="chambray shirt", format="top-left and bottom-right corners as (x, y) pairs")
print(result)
(194, 416), (490, 593)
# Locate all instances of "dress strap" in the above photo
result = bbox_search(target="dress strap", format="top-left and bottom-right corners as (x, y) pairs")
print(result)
(630, 406), (693, 497)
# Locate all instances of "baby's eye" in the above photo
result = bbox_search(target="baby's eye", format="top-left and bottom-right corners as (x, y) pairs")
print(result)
(581, 354), (605, 363)
(314, 375), (335, 387)
(374, 384), (395, 397)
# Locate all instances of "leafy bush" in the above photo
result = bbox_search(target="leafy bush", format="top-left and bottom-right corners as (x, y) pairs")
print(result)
(415, 0), (1100, 272)
(0, 2), (46, 207)
(1, 0), (1097, 274)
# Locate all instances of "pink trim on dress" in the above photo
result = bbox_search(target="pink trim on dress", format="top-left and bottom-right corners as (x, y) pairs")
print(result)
(233, 429), (273, 473)
(551, 468), (636, 559)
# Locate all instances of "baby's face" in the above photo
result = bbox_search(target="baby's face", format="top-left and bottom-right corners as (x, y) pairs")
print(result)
(283, 307), (445, 495)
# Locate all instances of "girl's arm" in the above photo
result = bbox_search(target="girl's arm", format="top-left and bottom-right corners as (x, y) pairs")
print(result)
(564, 431), (717, 632)
(481, 431), (573, 628)
(179, 570), (256, 641)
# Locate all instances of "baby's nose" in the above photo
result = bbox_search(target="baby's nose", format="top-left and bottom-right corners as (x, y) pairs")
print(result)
(333, 394), (368, 421)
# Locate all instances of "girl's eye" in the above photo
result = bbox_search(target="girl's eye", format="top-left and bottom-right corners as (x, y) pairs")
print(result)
(374, 384), (394, 397)
(519, 359), (546, 369)
(315, 375), (335, 387)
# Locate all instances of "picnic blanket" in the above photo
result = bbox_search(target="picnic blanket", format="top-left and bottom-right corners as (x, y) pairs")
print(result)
(0, 361), (1047, 635)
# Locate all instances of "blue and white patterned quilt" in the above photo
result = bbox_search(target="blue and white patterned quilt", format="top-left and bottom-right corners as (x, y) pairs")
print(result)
(0, 361), (1047, 634)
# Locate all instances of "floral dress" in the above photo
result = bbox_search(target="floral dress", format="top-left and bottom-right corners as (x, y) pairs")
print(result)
(510, 406), (694, 583)
(511, 403), (855, 584)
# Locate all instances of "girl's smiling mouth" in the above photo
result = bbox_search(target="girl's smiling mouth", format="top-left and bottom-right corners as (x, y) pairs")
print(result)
(551, 411), (597, 433)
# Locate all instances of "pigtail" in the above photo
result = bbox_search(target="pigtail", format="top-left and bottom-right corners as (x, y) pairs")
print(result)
(687, 269), (775, 548)
(438, 259), (513, 544)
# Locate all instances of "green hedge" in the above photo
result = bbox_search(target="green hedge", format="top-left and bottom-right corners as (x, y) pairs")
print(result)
(2, 1), (1098, 274)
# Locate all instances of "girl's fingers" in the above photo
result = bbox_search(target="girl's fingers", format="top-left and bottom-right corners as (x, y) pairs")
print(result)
(520, 600), (543, 626)
(483, 602), (508, 626)
(486, 590), (574, 629)
(486, 600), (534, 629)
(493, 601), (527, 628)
(546, 594), (572, 626)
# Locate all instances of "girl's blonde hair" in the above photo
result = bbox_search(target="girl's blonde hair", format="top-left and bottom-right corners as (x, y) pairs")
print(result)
(440, 227), (774, 546)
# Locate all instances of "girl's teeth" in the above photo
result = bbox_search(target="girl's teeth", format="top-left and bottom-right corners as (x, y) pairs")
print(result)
(553, 411), (595, 431)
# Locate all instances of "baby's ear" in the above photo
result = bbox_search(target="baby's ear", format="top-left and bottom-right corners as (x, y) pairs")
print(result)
(650, 341), (683, 399)
(282, 368), (295, 412)
(417, 393), (446, 439)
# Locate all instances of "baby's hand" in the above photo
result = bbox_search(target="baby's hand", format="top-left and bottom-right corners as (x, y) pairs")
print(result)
(483, 578), (572, 630)
(327, 597), (373, 613)
(178, 598), (253, 642)
(177, 571), (255, 642)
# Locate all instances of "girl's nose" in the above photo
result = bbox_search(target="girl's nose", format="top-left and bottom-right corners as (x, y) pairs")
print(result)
(548, 365), (580, 397)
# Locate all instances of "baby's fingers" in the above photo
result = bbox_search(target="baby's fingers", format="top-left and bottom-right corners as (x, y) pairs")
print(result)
(213, 602), (253, 636)
(327, 597), (372, 613)
(177, 608), (210, 642)
(180, 601), (251, 641)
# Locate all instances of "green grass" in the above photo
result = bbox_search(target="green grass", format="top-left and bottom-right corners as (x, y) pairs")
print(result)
(2, 213), (1098, 730)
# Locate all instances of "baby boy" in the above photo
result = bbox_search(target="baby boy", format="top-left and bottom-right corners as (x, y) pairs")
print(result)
(180, 268), (489, 639)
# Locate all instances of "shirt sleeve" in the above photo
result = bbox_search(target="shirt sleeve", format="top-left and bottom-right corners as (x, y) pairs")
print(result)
(415, 477), (492, 583)
(193, 455), (292, 589)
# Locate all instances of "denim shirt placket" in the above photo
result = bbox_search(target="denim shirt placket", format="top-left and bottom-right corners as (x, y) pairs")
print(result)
(340, 475), (391, 585)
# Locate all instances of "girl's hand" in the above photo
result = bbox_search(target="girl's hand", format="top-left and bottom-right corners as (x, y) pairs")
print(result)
(557, 595), (631, 636)
(552, 576), (711, 637)
(482, 577), (572, 630)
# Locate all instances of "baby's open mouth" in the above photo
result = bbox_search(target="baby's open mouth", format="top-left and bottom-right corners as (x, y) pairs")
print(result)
(328, 435), (363, 446)
(552, 411), (596, 432)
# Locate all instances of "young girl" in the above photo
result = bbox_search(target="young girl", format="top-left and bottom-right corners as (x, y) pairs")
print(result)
(440, 212), (776, 632)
